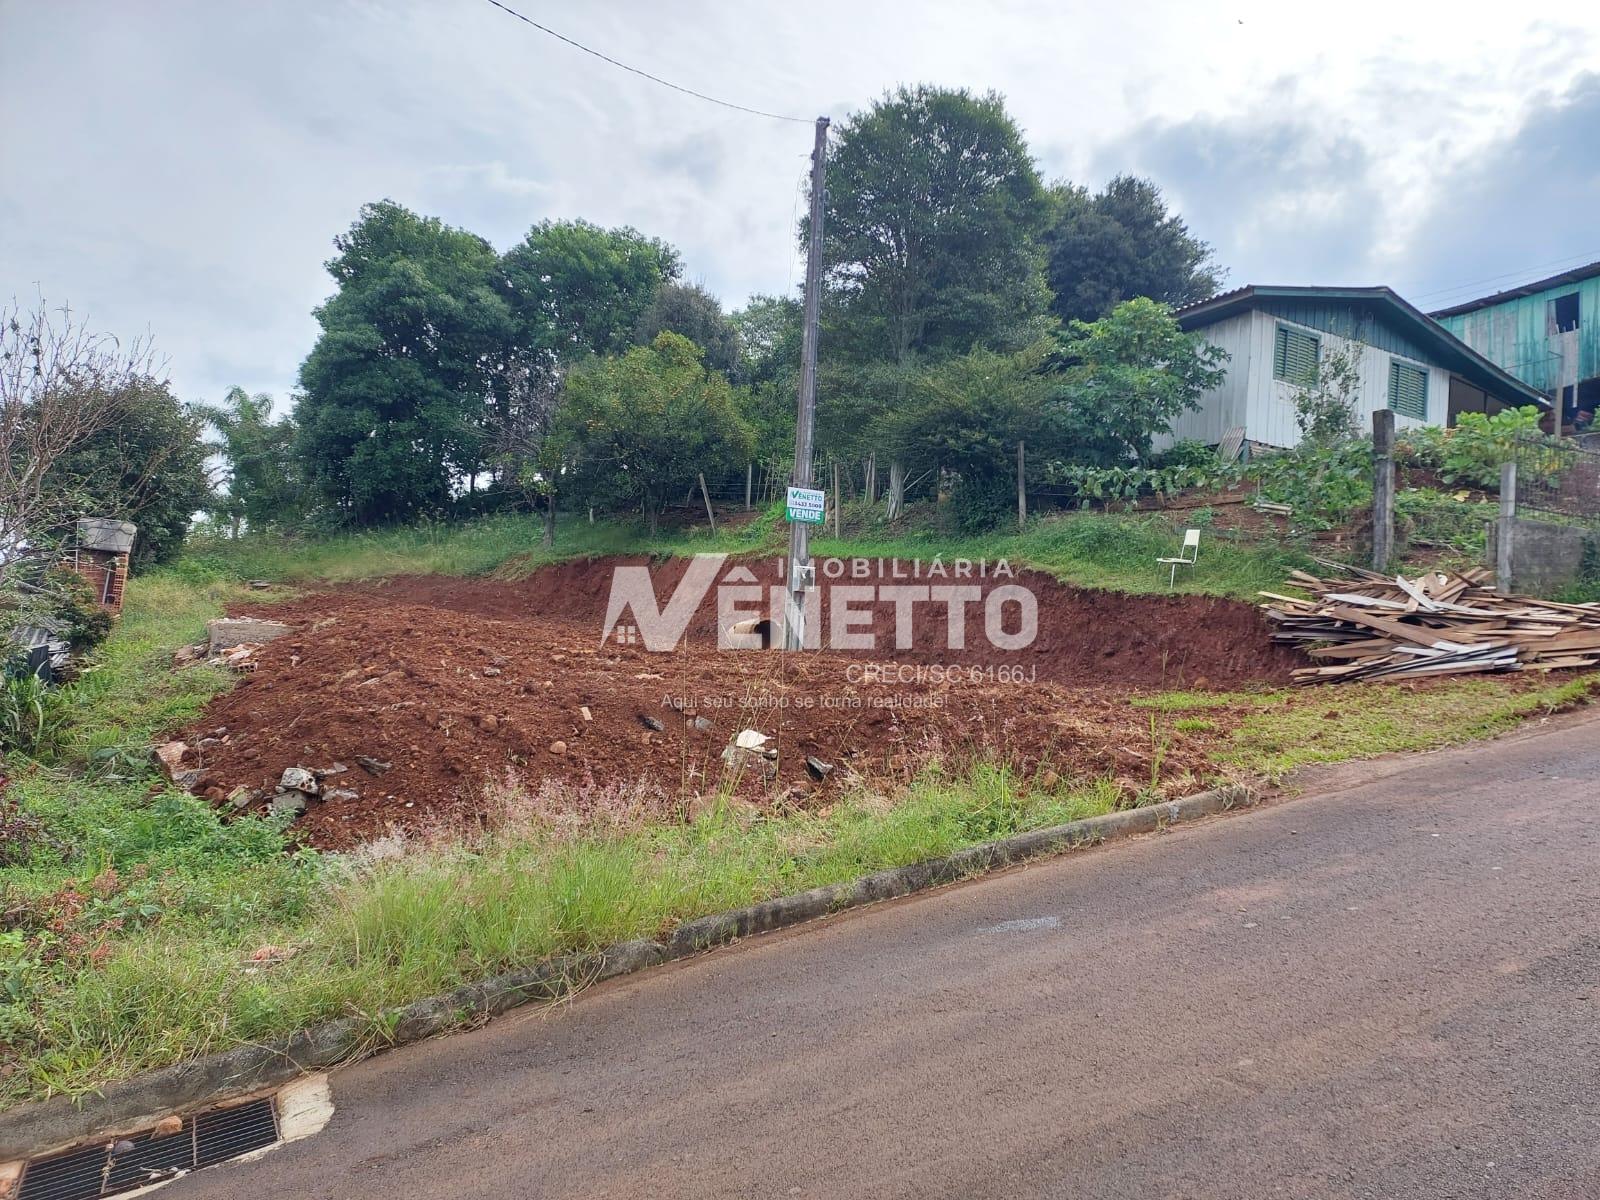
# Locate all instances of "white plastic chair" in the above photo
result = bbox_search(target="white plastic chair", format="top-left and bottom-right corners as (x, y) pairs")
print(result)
(1158, 528), (1200, 589)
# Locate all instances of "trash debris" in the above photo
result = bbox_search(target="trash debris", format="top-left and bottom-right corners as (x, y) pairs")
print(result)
(639, 713), (665, 732)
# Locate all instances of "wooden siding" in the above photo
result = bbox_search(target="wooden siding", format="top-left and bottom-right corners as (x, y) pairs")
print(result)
(1436, 275), (1600, 393)
(1168, 306), (1450, 450)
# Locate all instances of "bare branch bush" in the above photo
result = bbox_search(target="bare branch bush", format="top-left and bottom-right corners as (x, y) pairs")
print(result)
(0, 297), (163, 599)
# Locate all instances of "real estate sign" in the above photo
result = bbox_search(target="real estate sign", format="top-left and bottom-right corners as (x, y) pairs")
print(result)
(785, 485), (825, 524)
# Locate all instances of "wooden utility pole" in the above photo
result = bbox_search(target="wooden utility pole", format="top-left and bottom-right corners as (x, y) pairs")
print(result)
(1016, 440), (1027, 531)
(1371, 409), (1395, 573)
(785, 115), (829, 651)
(745, 462), (753, 511)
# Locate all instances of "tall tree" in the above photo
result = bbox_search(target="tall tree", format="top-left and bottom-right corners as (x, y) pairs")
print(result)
(295, 201), (513, 525)
(552, 333), (752, 535)
(1045, 176), (1222, 324)
(196, 387), (301, 535)
(821, 86), (1051, 366)
(633, 281), (741, 377)
(502, 219), (679, 363)
(817, 86), (1052, 503)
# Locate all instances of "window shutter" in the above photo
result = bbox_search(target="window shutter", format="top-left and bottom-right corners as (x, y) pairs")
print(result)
(1273, 326), (1319, 385)
(1387, 361), (1428, 420)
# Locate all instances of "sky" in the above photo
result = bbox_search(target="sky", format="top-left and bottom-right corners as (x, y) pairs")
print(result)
(3, 1), (1598, 410)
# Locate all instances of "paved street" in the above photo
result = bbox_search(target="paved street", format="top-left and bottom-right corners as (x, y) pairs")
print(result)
(173, 715), (1600, 1199)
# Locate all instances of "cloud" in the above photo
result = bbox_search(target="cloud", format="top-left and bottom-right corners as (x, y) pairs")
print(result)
(1392, 72), (1600, 309)
(1089, 90), (1385, 287)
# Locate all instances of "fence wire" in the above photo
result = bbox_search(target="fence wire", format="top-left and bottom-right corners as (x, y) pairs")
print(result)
(1512, 433), (1600, 523)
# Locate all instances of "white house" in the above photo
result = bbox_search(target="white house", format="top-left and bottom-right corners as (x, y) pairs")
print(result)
(1165, 285), (1549, 451)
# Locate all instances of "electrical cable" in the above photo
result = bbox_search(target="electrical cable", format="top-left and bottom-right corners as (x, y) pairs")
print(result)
(481, 0), (811, 124)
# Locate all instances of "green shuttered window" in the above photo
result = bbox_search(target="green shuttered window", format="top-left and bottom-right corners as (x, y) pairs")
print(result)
(1273, 325), (1319, 385)
(1387, 360), (1428, 420)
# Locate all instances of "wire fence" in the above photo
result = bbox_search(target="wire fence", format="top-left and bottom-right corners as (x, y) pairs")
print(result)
(1511, 434), (1600, 524)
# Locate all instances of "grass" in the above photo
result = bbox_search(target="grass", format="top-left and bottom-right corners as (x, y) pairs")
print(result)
(3, 748), (1120, 1106)
(177, 501), (1310, 601)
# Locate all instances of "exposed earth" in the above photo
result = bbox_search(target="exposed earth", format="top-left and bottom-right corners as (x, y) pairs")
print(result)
(172, 555), (1305, 849)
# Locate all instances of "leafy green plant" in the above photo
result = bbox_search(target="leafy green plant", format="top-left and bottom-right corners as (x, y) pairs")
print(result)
(1410, 406), (1572, 489)
(0, 671), (64, 755)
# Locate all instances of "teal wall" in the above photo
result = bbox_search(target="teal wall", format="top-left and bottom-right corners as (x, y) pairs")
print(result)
(1258, 298), (1436, 363)
(1435, 276), (1600, 395)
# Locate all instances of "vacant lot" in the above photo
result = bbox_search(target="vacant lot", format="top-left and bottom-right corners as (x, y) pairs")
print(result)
(171, 556), (1304, 847)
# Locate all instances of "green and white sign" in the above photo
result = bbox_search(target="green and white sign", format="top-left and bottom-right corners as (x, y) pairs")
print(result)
(785, 485), (826, 524)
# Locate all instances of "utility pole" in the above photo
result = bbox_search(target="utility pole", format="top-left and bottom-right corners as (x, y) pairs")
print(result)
(785, 115), (829, 650)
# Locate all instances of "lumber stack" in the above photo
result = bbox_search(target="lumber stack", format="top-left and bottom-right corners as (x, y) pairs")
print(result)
(1260, 559), (1600, 683)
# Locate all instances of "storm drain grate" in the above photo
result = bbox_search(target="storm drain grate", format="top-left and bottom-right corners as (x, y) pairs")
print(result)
(18, 1096), (279, 1200)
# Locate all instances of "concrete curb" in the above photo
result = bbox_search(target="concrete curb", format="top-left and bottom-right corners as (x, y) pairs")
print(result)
(0, 782), (1254, 1160)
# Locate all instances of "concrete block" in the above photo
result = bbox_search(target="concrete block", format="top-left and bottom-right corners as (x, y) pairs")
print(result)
(206, 617), (291, 655)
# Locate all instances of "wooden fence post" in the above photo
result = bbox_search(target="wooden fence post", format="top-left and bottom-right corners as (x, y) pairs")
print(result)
(1371, 409), (1395, 573)
(1497, 459), (1517, 594)
(699, 473), (717, 536)
(1017, 440), (1027, 531)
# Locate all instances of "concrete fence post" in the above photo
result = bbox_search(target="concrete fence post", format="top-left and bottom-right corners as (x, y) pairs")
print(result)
(1497, 459), (1517, 594)
(1371, 409), (1395, 573)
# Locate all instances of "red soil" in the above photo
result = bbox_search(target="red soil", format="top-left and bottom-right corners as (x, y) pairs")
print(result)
(175, 556), (1298, 849)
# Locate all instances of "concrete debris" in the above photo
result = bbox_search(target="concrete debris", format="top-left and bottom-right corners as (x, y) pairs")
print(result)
(206, 617), (291, 655)
(355, 755), (392, 775)
(639, 714), (665, 732)
(734, 729), (770, 751)
(721, 743), (778, 780)
(171, 642), (207, 668)
(314, 763), (348, 778)
(225, 786), (258, 811)
(269, 791), (307, 817)
(323, 788), (360, 802)
(153, 740), (188, 775)
(805, 755), (834, 781)
(579, 706), (593, 722)
(689, 715), (714, 733)
(481, 665), (502, 677)
(279, 766), (319, 795)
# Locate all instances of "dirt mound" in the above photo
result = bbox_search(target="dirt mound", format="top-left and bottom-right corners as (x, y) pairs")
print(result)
(174, 557), (1291, 849)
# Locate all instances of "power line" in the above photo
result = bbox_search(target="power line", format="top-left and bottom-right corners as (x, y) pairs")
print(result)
(1408, 248), (1600, 305)
(481, 0), (811, 124)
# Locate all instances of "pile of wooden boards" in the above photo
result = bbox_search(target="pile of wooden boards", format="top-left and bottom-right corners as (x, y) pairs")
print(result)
(1260, 559), (1600, 683)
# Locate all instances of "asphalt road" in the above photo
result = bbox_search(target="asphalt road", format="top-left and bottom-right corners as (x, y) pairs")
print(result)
(172, 714), (1600, 1199)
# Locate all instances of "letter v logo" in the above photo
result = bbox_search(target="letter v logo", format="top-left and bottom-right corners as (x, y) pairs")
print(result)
(599, 554), (727, 651)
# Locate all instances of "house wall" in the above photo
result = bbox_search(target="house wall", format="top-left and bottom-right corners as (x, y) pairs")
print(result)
(1161, 310), (1254, 447)
(1436, 275), (1600, 395)
(1167, 305), (1448, 451)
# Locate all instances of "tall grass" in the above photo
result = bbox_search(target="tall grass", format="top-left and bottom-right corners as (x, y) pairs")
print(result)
(3, 764), (1121, 1106)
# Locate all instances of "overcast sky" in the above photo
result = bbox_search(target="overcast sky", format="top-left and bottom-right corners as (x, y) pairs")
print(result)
(3, 1), (1598, 409)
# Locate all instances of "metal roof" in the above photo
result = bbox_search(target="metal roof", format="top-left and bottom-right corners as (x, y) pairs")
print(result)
(1429, 259), (1600, 319)
(1173, 284), (1550, 410)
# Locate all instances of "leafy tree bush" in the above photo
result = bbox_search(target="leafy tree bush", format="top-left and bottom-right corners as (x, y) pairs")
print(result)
(552, 333), (753, 535)
(634, 282), (741, 377)
(46, 377), (212, 565)
(1400, 406), (1568, 488)
(1045, 175), (1222, 324)
(1043, 298), (1228, 465)
(1291, 342), (1362, 448)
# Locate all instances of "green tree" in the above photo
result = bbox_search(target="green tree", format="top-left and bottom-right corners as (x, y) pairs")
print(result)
(47, 378), (212, 565)
(502, 219), (679, 362)
(888, 343), (1052, 530)
(634, 281), (741, 377)
(295, 201), (514, 525)
(196, 387), (301, 534)
(731, 294), (803, 461)
(822, 86), (1051, 365)
(1045, 298), (1228, 465)
(554, 333), (753, 535)
(817, 86), (1052, 507)
(1045, 176), (1222, 324)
